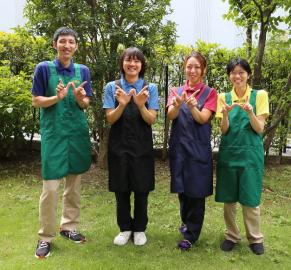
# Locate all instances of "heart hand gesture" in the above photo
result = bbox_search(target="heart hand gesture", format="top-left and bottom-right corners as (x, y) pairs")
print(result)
(185, 90), (200, 110)
(220, 98), (239, 116)
(239, 96), (253, 114)
(56, 79), (72, 100)
(132, 85), (149, 108)
(72, 81), (87, 102)
(115, 85), (134, 106)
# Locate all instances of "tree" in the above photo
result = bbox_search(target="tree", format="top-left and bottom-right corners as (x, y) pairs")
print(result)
(24, 0), (176, 167)
(224, 0), (290, 88)
(261, 33), (291, 156)
(0, 63), (33, 156)
(223, 0), (257, 59)
(224, 0), (291, 155)
(0, 29), (54, 156)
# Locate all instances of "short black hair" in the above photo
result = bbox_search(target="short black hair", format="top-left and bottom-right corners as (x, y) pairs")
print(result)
(53, 27), (78, 43)
(119, 47), (146, 78)
(226, 58), (252, 76)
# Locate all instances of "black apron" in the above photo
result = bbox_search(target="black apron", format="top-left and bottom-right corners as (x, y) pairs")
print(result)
(108, 80), (155, 192)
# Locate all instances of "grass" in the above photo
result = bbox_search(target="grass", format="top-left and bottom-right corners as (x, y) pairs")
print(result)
(0, 158), (291, 270)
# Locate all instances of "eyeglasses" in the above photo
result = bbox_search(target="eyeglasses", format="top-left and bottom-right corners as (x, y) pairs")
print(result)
(229, 71), (247, 76)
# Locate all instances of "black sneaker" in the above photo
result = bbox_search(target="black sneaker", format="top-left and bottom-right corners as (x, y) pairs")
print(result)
(60, 229), (86, 243)
(249, 243), (264, 255)
(220, 239), (236, 252)
(35, 240), (51, 259)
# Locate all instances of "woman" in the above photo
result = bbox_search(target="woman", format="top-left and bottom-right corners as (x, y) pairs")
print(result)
(167, 52), (217, 250)
(215, 58), (269, 255)
(103, 47), (159, 246)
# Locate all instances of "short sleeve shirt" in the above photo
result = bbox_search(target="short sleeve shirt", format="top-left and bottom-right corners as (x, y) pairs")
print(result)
(167, 81), (217, 113)
(103, 76), (159, 110)
(31, 58), (93, 96)
(216, 85), (269, 118)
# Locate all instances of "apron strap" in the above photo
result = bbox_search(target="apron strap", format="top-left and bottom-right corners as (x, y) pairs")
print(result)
(225, 92), (232, 105)
(115, 79), (148, 88)
(176, 86), (184, 95)
(197, 86), (211, 111)
(73, 63), (81, 79)
(47, 61), (58, 77)
(250, 89), (257, 115)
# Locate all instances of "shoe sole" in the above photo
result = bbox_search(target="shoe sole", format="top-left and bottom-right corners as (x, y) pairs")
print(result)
(113, 238), (131, 246)
(35, 251), (50, 259)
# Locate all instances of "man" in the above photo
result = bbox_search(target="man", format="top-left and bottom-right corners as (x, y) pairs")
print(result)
(32, 27), (92, 259)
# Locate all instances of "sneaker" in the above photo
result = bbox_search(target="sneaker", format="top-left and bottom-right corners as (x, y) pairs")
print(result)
(35, 240), (51, 259)
(179, 223), (187, 235)
(60, 229), (86, 243)
(220, 239), (236, 252)
(113, 231), (132, 246)
(177, 239), (192, 251)
(133, 232), (147, 246)
(249, 243), (264, 255)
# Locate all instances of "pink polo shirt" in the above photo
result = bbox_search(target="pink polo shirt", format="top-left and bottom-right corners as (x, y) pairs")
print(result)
(167, 81), (217, 113)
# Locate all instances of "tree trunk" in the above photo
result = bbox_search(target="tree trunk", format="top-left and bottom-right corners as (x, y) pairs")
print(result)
(246, 25), (253, 60)
(97, 127), (110, 169)
(252, 23), (267, 89)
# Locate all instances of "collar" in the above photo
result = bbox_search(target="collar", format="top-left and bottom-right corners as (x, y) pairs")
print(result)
(120, 75), (144, 90)
(54, 58), (74, 72)
(183, 81), (205, 92)
(231, 85), (251, 103)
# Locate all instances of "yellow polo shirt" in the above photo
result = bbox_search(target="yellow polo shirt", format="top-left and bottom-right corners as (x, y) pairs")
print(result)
(216, 85), (269, 118)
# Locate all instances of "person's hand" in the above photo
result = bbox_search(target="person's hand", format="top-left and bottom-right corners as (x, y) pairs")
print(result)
(220, 98), (239, 116)
(132, 85), (149, 108)
(115, 85), (134, 106)
(172, 90), (187, 108)
(239, 96), (253, 114)
(72, 81), (87, 102)
(56, 79), (72, 100)
(185, 89), (200, 110)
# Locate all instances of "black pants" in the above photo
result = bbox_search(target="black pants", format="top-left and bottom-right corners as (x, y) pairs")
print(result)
(115, 192), (149, 232)
(178, 193), (206, 243)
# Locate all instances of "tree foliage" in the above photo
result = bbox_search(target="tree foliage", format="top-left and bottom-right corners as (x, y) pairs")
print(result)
(0, 30), (53, 156)
(0, 63), (33, 156)
(24, 0), (177, 166)
(224, 0), (291, 154)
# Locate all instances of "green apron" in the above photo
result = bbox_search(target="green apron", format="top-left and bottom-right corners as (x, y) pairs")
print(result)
(40, 61), (91, 180)
(215, 90), (264, 207)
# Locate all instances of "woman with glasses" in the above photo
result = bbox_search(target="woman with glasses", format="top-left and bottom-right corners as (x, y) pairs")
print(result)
(215, 58), (269, 255)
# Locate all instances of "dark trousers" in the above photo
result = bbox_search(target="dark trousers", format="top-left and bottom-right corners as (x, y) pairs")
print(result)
(178, 193), (206, 243)
(115, 192), (149, 232)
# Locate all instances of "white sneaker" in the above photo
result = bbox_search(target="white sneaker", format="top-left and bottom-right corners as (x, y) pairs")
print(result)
(113, 231), (132, 246)
(133, 232), (147, 246)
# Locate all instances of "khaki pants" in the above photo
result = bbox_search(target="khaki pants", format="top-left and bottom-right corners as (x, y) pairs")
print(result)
(224, 203), (263, 244)
(38, 174), (82, 242)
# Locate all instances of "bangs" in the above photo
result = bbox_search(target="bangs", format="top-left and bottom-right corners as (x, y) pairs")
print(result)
(120, 47), (146, 78)
(123, 48), (144, 61)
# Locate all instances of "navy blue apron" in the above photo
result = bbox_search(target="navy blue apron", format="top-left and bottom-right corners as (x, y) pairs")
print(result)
(169, 85), (213, 198)
(108, 80), (155, 193)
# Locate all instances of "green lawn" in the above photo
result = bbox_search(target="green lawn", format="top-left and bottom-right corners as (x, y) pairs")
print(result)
(0, 159), (290, 270)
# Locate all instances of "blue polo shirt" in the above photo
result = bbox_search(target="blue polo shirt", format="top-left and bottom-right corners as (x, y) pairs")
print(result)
(31, 58), (92, 96)
(103, 76), (159, 110)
